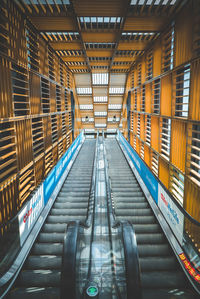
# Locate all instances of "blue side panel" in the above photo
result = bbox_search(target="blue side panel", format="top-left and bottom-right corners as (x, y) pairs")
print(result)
(118, 132), (158, 203)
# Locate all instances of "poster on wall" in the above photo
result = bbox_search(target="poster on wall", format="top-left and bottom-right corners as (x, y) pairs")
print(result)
(158, 184), (184, 245)
(18, 185), (44, 246)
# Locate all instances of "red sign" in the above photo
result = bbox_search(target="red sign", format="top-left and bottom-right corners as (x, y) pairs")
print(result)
(179, 253), (200, 283)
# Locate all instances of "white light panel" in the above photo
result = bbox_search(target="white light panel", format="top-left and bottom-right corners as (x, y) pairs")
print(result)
(109, 87), (124, 94)
(76, 88), (92, 94)
(80, 105), (93, 110)
(95, 123), (107, 128)
(108, 104), (122, 110)
(94, 111), (107, 116)
(93, 96), (108, 103)
(92, 73), (108, 85)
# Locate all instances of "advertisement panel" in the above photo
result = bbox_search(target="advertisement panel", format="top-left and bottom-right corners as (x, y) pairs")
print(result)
(119, 133), (158, 203)
(158, 184), (184, 245)
(18, 184), (44, 246)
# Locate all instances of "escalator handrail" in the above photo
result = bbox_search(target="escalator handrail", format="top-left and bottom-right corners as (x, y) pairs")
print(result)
(60, 221), (80, 299)
(121, 221), (142, 299)
(84, 131), (99, 227)
(117, 133), (200, 227)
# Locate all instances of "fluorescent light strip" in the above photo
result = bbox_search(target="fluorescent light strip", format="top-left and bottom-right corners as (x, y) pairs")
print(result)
(93, 96), (108, 103)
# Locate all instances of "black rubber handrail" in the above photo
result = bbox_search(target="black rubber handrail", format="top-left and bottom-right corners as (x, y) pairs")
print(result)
(60, 221), (80, 299)
(84, 131), (99, 228)
(121, 221), (142, 299)
(117, 134), (200, 227)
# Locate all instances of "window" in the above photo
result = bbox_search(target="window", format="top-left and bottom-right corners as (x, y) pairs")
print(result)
(146, 49), (153, 81)
(41, 78), (50, 113)
(145, 115), (151, 146)
(133, 135), (137, 150)
(170, 166), (184, 205)
(152, 78), (160, 114)
(0, 122), (17, 184)
(51, 115), (58, 144)
(56, 85), (61, 112)
(11, 63), (30, 116)
(130, 111), (134, 131)
(162, 23), (174, 72)
(48, 47), (55, 81)
(137, 114), (140, 137)
(141, 85), (145, 112)
(174, 64), (190, 118)
(187, 124), (200, 187)
(134, 89), (137, 111)
(137, 63), (142, 86)
(140, 142), (144, 160)
(160, 118), (171, 161)
(32, 118), (44, 158)
(26, 23), (39, 72)
(151, 151), (159, 177)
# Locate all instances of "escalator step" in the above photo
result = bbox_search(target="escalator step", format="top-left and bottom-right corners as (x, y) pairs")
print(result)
(9, 287), (60, 299)
(136, 233), (166, 244)
(115, 208), (152, 216)
(47, 215), (85, 223)
(141, 271), (186, 288)
(37, 233), (64, 243)
(18, 270), (60, 287)
(140, 257), (177, 271)
(25, 256), (62, 269)
(31, 243), (63, 255)
(138, 244), (171, 257)
(118, 215), (156, 224)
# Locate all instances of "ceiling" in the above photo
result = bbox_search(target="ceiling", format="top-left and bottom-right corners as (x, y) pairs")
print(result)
(14, 0), (186, 132)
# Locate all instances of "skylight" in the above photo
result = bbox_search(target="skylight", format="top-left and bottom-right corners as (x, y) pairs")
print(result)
(95, 123), (107, 128)
(109, 87), (124, 94)
(93, 96), (108, 103)
(92, 73), (109, 85)
(94, 112), (107, 116)
(79, 105), (93, 110)
(108, 104), (122, 110)
(76, 88), (92, 95)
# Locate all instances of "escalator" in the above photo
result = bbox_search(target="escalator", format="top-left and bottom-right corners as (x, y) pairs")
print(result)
(105, 138), (196, 299)
(2, 134), (199, 299)
(8, 139), (96, 299)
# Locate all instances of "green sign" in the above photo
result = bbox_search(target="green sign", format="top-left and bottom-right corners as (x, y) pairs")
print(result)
(86, 285), (98, 297)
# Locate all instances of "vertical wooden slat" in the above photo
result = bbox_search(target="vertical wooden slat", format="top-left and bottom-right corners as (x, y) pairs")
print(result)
(171, 120), (186, 173)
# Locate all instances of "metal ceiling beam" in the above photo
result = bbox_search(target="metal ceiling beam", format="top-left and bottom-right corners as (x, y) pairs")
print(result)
(109, 0), (132, 71)
(69, 1), (91, 72)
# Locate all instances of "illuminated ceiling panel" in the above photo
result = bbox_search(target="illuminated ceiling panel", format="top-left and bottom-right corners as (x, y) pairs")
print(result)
(92, 73), (108, 85)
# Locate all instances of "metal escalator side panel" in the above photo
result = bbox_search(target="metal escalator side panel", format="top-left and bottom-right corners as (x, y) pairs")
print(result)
(121, 221), (142, 299)
(61, 221), (80, 299)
